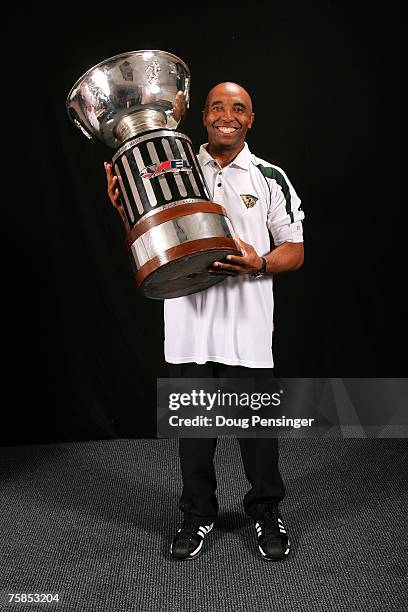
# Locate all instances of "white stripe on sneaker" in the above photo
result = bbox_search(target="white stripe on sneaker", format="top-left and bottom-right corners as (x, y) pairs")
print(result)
(189, 540), (203, 557)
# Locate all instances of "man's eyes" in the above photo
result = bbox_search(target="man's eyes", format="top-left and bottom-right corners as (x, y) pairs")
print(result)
(211, 106), (245, 112)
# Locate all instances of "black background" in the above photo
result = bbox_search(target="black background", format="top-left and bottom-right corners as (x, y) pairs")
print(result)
(2, 2), (404, 445)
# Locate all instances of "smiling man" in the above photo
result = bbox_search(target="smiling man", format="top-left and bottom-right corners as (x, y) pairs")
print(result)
(164, 82), (305, 561)
(105, 81), (305, 562)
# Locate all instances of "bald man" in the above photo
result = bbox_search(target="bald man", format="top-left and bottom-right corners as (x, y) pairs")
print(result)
(166, 83), (304, 561)
(105, 82), (305, 562)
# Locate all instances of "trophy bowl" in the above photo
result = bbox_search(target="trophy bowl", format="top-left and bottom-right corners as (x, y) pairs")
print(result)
(67, 50), (242, 299)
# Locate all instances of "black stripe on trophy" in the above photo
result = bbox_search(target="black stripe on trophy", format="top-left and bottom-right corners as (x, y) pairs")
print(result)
(158, 136), (190, 200)
(149, 137), (186, 204)
(142, 138), (176, 208)
(185, 140), (211, 200)
(193, 150), (212, 200)
(122, 145), (151, 212)
(175, 137), (203, 198)
(114, 156), (144, 223)
(164, 135), (202, 200)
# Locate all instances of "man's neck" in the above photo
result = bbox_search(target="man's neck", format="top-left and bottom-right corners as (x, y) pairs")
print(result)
(207, 143), (245, 168)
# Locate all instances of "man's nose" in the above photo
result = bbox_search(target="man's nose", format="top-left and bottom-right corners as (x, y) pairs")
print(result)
(221, 107), (234, 121)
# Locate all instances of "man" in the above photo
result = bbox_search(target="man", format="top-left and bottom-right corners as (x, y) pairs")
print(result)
(105, 82), (304, 562)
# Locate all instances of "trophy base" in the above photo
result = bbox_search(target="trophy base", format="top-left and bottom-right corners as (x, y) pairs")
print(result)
(126, 202), (242, 300)
(137, 242), (241, 300)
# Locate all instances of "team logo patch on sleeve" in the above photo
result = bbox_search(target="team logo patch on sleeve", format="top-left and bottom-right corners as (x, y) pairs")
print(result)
(240, 194), (258, 208)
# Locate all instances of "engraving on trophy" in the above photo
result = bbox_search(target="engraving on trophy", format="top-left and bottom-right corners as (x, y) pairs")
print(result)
(119, 60), (133, 81)
(146, 59), (161, 91)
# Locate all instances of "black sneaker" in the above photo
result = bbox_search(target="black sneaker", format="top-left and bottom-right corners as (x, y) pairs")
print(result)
(170, 519), (214, 560)
(254, 504), (291, 561)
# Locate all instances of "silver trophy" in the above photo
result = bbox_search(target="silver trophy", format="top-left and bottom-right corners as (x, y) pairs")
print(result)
(66, 49), (241, 299)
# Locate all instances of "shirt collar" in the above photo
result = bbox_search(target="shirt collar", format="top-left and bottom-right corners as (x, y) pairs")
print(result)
(197, 142), (251, 170)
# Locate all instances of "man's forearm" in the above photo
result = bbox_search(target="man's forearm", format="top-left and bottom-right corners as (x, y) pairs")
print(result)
(264, 242), (304, 274)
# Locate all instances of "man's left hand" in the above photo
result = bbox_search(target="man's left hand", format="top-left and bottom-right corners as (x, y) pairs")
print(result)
(209, 235), (263, 276)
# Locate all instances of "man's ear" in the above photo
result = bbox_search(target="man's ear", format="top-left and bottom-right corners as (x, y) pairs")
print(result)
(248, 112), (255, 129)
(202, 109), (206, 126)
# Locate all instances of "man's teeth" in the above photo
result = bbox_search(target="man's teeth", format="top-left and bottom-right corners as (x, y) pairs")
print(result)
(217, 127), (236, 134)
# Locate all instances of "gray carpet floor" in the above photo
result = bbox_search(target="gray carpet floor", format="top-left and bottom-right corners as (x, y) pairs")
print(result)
(0, 438), (406, 612)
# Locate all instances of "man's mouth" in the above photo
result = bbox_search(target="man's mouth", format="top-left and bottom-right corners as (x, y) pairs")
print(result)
(214, 126), (239, 134)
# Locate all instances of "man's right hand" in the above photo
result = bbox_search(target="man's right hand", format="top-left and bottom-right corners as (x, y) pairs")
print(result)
(104, 162), (130, 232)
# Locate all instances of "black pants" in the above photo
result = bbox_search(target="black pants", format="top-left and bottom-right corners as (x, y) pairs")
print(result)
(167, 361), (285, 523)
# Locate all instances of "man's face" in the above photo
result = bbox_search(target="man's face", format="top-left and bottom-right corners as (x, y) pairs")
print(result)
(202, 83), (254, 150)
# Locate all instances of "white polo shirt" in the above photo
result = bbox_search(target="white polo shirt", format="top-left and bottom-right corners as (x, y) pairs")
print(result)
(163, 142), (304, 368)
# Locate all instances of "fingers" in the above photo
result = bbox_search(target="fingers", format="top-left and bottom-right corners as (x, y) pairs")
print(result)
(224, 254), (245, 265)
(104, 161), (115, 185)
(209, 271), (239, 277)
(235, 234), (249, 253)
(104, 161), (114, 181)
(112, 187), (120, 204)
(209, 268), (239, 276)
(209, 261), (244, 275)
(173, 91), (186, 122)
(104, 162), (120, 205)
(110, 180), (120, 204)
(103, 162), (130, 231)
